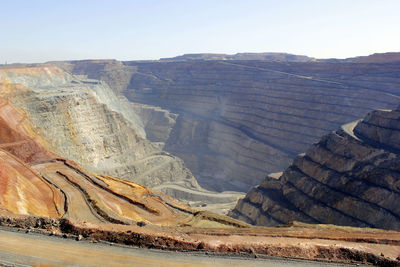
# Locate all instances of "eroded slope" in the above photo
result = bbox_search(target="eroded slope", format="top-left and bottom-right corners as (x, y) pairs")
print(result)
(0, 69), (399, 265)
(230, 105), (400, 231)
(0, 68), (204, 202)
(59, 59), (400, 193)
(0, 89), (245, 227)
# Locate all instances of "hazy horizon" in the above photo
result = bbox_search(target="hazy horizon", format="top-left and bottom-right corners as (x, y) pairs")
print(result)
(2, 0), (400, 64)
(2, 51), (400, 65)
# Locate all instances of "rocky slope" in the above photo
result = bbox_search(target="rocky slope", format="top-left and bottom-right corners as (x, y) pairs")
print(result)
(0, 94), (60, 217)
(0, 80), (247, 227)
(0, 67), (204, 200)
(1, 86), (399, 266)
(0, 93), (397, 267)
(58, 59), (400, 193)
(0, 59), (399, 265)
(0, 66), (246, 209)
(230, 105), (400, 231)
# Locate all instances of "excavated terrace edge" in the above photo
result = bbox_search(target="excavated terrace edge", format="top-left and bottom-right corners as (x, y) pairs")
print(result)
(0, 214), (398, 266)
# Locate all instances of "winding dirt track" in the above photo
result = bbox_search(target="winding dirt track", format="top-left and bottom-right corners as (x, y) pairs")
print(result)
(0, 228), (351, 267)
(38, 162), (105, 223)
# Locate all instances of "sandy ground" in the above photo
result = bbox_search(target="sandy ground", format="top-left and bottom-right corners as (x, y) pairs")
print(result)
(1, 214), (399, 265)
(0, 227), (356, 267)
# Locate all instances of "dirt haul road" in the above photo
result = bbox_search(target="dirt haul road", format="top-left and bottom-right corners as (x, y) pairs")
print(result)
(0, 227), (354, 267)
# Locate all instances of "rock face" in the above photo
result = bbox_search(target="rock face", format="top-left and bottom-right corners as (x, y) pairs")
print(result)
(230, 106), (400, 231)
(130, 103), (178, 145)
(0, 87), (247, 228)
(0, 78), (399, 266)
(0, 67), (201, 200)
(2, 79), (400, 267)
(60, 59), (400, 193)
(0, 92), (61, 217)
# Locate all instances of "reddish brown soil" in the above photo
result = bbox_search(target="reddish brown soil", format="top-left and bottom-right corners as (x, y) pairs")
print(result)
(0, 214), (399, 266)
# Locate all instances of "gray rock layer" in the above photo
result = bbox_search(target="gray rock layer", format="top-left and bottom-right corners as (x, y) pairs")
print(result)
(60, 60), (400, 192)
(0, 68), (200, 193)
(229, 106), (400, 231)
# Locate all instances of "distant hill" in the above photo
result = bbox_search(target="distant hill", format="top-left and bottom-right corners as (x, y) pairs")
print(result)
(346, 52), (400, 63)
(162, 52), (400, 64)
(161, 52), (314, 62)
(319, 52), (400, 63)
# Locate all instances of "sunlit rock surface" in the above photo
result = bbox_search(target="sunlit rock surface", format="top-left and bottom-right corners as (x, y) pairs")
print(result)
(0, 67), (203, 202)
(0, 82), (245, 227)
(57, 58), (400, 192)
(0, 87), (398, 266)
(0, 57), (400, 265)
(230, 106), (400, 230)
(0, 94), (61, 217)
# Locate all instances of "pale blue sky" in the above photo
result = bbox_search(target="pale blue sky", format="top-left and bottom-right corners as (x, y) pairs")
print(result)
(1, 0), (400, 63)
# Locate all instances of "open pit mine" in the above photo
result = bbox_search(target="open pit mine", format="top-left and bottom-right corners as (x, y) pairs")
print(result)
(0, 53), (400, 266)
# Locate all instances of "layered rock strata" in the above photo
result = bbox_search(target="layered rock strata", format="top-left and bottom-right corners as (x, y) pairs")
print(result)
(0, 82), (246, 227)
(0, 66), (246, 209)
(0, 91), (399, 265)
(230, 106), (400, 231)
(60, 59), (400, 192)
(0, 67), (202, 201)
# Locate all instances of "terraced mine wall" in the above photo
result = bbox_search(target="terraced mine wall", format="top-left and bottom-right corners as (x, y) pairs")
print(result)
(0, 68), (201, 200)
(230, 106), (400, 231)
(60, 60), (400, 192)
(0, 67), (247, 210)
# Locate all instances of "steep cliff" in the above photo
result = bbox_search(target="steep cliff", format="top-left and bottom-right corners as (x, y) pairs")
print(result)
(0, 91), (62, 217)
(0, 87), (247, 227)
(0, 89), (398, 266)
(130, 103), (178, 145)
(60, 59), (400, 193)
(230, 105), (400, 230)
(0, 67), (202, 200)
